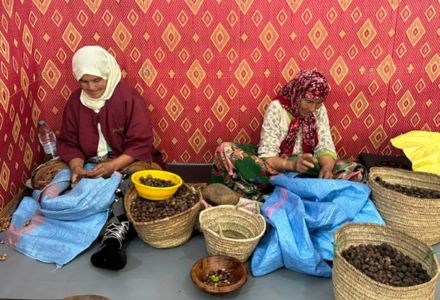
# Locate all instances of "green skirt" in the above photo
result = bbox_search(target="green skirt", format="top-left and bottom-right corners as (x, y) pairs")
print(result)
(209, 142), (366, 201)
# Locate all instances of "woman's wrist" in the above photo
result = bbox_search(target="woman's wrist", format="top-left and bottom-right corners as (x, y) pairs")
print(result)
(282, 159), (288, 171)
(107, 160), (118, 172)
(69, 158), (84, 172)
(72, 165), (83, 172)
(318, 156), (336, 171)
(282, 159), (296, 172)
(265, 157), (297, 173)
(109, 154), (135, 172)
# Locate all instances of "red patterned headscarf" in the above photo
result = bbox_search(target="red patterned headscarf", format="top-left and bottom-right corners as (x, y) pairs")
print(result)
(274, 69), (329, 156)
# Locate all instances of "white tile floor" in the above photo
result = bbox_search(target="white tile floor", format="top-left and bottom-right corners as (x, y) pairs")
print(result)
(1, 232), (440, 300)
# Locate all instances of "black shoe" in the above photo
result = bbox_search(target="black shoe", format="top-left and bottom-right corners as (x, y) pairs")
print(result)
(90, 221), (136, 270)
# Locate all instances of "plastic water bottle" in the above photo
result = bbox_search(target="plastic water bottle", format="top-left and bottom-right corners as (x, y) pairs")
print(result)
(37, 120), (57, 158)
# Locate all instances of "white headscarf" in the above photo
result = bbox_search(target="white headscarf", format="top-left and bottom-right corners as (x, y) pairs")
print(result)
(72, 45), (122, 111)
(72, 45), (122, 157)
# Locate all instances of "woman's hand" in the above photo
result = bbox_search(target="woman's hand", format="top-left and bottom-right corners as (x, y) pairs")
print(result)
(318, 155), (336, 179)
(319, 167), (333, 179)
(86, 161), (117, 178)
(265, 156), (294, 174)
(295, 153), (316, 173)
(69, 158), (86, 185)
(86, 154), (135, 178)
(71, 165), (88, 184)
(266, 154), (316, 174)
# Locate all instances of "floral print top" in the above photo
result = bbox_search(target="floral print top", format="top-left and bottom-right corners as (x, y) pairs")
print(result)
(258, 100), (337, 159)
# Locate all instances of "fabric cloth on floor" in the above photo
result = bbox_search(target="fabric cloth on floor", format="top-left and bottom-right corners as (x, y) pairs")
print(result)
(210, 142), (367, 201)
(5, 165), (121, 267)
(251, 172), (384, 277)
(390, 130), (440, 176)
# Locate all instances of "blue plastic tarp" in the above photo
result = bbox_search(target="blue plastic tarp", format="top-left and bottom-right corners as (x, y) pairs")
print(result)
(4, 166), (121, 267)
(251, 173), (384, 277)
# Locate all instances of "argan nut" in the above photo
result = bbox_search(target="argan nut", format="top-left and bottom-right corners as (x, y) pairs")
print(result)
(303, 156), (318, 165)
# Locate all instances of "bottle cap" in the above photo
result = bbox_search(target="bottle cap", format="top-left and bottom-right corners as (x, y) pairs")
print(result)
(38, 120), (45, 125)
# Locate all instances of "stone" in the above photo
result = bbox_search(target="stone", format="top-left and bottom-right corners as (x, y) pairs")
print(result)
(202, 183), (240, 206)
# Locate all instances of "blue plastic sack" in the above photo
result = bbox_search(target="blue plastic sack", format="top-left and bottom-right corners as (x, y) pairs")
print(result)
(251, 173), (384, 277)
(5, 166), (121, 267)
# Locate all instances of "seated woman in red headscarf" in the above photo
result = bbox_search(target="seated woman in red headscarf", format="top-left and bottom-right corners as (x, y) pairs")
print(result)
(210, 69), (365, 201)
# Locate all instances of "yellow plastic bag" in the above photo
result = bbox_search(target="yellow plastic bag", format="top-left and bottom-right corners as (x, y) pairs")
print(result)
(391, 131), (440, 175)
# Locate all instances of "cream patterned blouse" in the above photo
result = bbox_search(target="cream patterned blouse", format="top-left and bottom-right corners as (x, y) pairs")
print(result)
(258, 100), (337, 159)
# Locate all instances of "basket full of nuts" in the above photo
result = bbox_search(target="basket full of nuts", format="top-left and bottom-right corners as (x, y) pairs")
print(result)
(368, 167), (440, 245)
(124, 183), (201, 248)
(333, 223), (439, 300)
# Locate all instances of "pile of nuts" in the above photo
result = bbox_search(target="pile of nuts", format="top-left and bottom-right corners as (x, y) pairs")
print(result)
(139, 175), (175, 187)
(130, 185), (199, 222)
(0, 252), (6, 261)
(202, 269), (236, 287)
(0, 216), (11, 232)
(342, 242), (431, 287)
(0, 216), (11, 262)
(375, 177), (440, 199)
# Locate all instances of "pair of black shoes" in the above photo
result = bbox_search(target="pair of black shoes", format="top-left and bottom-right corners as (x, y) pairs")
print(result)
(90, 217), (137, 270)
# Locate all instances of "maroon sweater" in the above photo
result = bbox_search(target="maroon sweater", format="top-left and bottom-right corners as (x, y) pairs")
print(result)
(58, 81), (154, 164)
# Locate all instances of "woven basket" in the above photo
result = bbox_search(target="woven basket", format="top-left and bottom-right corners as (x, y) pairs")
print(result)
(124, 184), (201, 248)
(333, 223), (439, 300)
(31, 158), (69, 190)
(199, 205), (266, 262)
(120, 161), (162, 174)
(368, 167), (440, 245)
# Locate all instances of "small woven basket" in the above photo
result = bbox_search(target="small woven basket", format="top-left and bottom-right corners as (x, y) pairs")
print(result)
(333, 223), (439, 300)
(31, 158), (69, 190)
(368, 167), (440, 245)
(199, 205), (266, 262)
(124, 184), (201, 248)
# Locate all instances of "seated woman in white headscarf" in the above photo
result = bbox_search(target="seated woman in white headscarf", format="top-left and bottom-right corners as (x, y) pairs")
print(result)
(58, 45), (163, 270)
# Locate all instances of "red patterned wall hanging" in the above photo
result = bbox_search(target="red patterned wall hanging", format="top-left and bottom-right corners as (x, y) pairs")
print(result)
(0, 0), (438, 210)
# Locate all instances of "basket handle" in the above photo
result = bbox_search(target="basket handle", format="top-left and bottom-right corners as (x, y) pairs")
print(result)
(213, 219), (224, 238)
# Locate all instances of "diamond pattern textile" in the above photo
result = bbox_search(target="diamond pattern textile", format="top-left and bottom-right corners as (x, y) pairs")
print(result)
(0, 0), (438, 210)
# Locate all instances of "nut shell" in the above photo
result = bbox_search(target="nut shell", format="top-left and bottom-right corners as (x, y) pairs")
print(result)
(202, 183), (240, 206)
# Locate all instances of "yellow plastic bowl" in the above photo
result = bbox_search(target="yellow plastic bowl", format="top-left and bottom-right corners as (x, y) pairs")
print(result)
(131, 170), (183, 201)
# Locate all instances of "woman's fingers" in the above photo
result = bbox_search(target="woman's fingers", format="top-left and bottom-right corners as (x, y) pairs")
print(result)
(71, 166), (87, 184)
(319, 168), (333, 179)
(86, 166), (102, 178)
(297, 154), (315, 172)
(86, 162), (114, 178)
(71, 174), (79, 184)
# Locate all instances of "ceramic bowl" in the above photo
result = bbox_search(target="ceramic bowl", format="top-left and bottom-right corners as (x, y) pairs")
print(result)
(191, 255), (248, 295)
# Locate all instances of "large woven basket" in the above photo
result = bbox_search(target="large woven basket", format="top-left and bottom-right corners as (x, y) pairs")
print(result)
(199, 205), (266, 262)
(333, 223), (439, 300)
(368, 167), (440, 245)
(124, 184), (201, 248)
